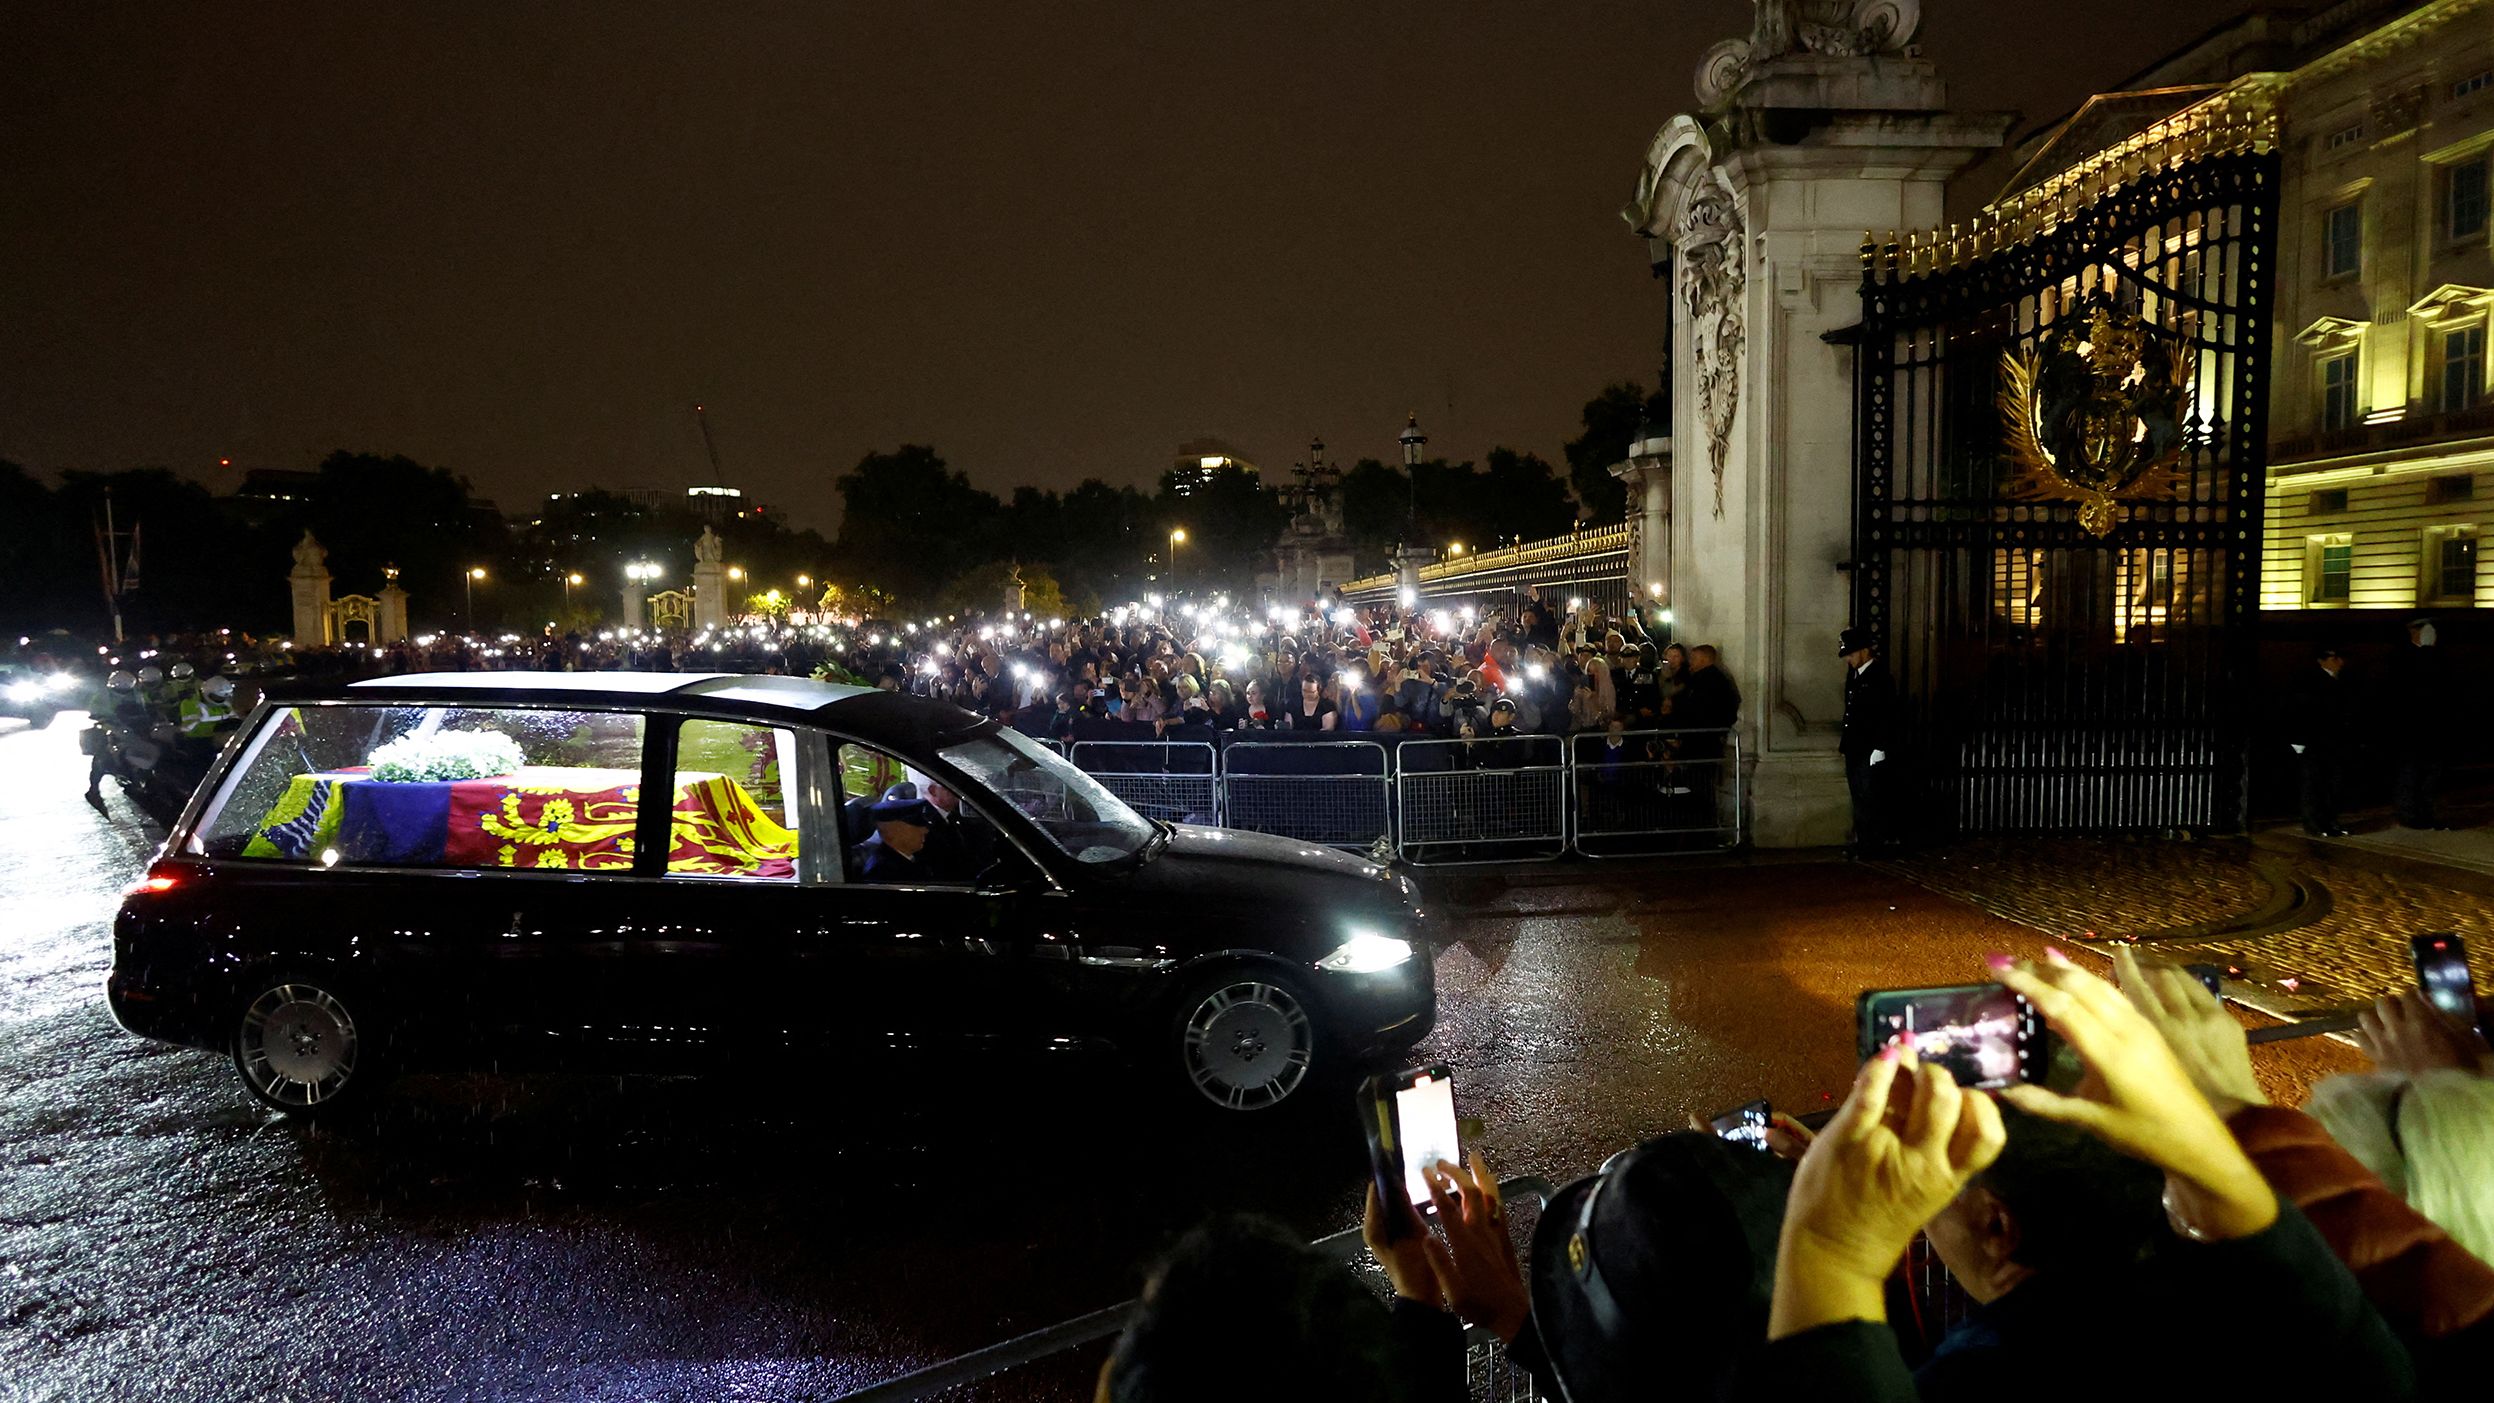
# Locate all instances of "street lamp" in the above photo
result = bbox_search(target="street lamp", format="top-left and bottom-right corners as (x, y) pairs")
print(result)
(728, 565), (746, 583)
(796, 573), (811, 589)
(1448, 542), (1465, 557)
(465, 567), (487, 628)
(1167, 528), (1186, 586)
(564, 571), (583, 614)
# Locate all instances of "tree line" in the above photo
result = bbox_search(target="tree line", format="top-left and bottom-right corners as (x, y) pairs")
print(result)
(0, 380), (1667, 637)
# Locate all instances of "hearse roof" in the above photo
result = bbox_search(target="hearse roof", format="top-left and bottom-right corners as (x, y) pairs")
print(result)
(342, 671), (993, 753)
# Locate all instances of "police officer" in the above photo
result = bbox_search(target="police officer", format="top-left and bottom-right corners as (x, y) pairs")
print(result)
(2286, 643), (2358, 837)
(2381, 615), (2455, 829)
(1839, 627), (1898, 852)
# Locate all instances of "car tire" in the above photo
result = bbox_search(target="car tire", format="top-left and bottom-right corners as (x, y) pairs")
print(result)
(231, 973), (380, 1115)
(1169, 967), (1322, 1112)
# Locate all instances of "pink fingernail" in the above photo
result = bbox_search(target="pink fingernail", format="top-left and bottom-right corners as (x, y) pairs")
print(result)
(1877, 1043), (1902, 1062)
(1986, 953), (2014, 971)
(2044, 945), (2066, 961)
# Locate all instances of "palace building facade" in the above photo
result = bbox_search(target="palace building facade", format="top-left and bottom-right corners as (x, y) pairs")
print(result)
(2005, 0), (2494, 614)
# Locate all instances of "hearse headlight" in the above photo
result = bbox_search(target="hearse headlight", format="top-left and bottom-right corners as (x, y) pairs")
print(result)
(1317, 928), (1414, 974)
(4, 681), (38, 703)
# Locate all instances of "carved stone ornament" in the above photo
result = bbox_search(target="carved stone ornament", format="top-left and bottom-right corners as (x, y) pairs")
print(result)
(693, 525), (724, 566)
(1679, 167), (1746, 518)
(1695, 0), (1921, 107)
(290, 529), (328, 572)
(1999, 303), (2193, 536)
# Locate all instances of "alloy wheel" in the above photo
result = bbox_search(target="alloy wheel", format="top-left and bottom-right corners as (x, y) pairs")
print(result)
(1181, 980), (1313, 1111)
(237, 982), (361, 1110)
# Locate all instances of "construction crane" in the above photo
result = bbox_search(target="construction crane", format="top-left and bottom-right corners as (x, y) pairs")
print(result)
(693, 403), (726, 486)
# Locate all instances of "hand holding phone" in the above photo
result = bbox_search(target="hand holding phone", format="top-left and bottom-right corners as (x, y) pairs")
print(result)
(1856, 983), (2043, 1090)
(1709, 1099), (1772, 1152)
(2411, 934), (2479, 1032)
(1360, 1066), (1463, 1239)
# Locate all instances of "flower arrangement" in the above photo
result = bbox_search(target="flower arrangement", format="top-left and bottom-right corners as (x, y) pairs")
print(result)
(368, 729), (527, 783)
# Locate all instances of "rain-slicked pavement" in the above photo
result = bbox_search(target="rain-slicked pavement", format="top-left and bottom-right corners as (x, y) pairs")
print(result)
(0, 714), (2363, 1401)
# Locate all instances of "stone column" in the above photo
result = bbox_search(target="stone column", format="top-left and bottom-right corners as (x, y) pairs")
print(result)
(287, 530), (334, 647)
(1610, 434), (1673, 607)
(377, 575), (411, 644)
(1394, 543), (1438, 607)
(1624, 6), (2010, 846)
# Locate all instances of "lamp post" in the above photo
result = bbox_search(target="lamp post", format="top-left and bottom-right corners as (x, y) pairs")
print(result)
(564, 571), (582, 615)
(1168, 528), (1186, 589)
(465, 567), (487, 630)
(624, 561), (657, 630)
(1394, 414), (1434, 613)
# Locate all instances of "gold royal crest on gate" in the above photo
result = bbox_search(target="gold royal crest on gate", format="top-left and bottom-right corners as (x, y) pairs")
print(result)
(1998, 304), (2192, 536)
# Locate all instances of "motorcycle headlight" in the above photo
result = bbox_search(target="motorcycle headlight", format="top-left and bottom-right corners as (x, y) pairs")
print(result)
(1316, 928), (1414, 974)
(46, 673), (78, 693)
(5, 681), (40, 703)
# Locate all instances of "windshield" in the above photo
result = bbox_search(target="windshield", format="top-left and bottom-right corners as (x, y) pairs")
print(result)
(940, 731), (1158, 865)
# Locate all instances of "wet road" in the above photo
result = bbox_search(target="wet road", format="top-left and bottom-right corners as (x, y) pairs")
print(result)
(0, 715), (2361, 1401)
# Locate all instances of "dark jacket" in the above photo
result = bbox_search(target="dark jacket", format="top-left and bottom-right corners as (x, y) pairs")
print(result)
(2378, 644), (2456, 749)
(1676, 666), (1741, 733)
(1760, 1198), (2416, 1402)
(2286, 665), (2362, 754)
(1841, 656), (1899, 759)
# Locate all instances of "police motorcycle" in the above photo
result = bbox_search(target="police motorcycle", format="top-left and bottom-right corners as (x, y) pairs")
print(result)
(0, 660), (78, 729)
(83, 663), (236, 823)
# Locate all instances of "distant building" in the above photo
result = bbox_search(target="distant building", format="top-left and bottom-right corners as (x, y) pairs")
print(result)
(232, 468), (321, 506)
(1169, 438), (1258, 497)
(2008, 0), (2492, 614)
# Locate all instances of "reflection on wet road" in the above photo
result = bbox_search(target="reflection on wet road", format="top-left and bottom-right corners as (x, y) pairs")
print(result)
(0, 717), (2361, 1399)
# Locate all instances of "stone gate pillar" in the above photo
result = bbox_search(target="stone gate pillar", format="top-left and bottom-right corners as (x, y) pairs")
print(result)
(377, 566), (410, 644)
(287, 530), (334, 647)
(1623, 1), (2009, 846)
(691, 526), (729, 631)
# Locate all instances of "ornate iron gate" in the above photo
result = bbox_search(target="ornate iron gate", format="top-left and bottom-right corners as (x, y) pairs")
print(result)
(1854, 123), (2278, 834)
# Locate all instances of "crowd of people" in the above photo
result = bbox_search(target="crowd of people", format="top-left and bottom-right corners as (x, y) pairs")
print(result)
(1100, 948), (2494, 1401)
(878, 587), (1741, 752)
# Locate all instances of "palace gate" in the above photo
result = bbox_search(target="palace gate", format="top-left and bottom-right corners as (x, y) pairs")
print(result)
(1853, 103), (2280, 833)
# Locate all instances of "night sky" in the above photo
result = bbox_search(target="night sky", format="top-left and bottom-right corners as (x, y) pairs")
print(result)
(2, 0), (2245, 531)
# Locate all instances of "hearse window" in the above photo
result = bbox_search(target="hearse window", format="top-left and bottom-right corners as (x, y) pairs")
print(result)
(665, 718), (803, 881)
(192, 704), (645, 873)
(939, 731), (1155, 865)
(835, 742), (986, 887)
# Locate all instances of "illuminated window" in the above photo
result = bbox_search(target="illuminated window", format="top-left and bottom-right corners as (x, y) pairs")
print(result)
(2309, 536), (2353, 603)
(2323, 203), (2362, 280)
(2320, 351), (2360, 429)
(2424, 525), (2479, 603)
(2440, 324), (2486, 411)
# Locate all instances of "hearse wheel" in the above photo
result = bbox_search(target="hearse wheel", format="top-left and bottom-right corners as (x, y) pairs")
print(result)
(233, 976), (374, 1114)
(1174, 971), (1319, 1112)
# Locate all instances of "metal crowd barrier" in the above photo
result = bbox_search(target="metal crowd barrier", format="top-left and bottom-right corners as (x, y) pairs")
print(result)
(830, 1175), (1557, 1402)
(1219, 739), (1394, 851)
(1395, 735), (1570, 865)
(1069, 739), (1221, 826)
(1567, 727), (1741, 856)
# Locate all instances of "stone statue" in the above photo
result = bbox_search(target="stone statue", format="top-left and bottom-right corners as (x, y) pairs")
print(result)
(1699, 1), (1922, 107)
(291, 529), (328, 571)
(1004, 561), (1027, 613)
(693, 526), (724, 566)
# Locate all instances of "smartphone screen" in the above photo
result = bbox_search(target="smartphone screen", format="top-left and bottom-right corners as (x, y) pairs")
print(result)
(1858, 984), (2035, 1090)
(1393, 1072), (1462, 1207)
(2413, 933), (2477, 1025)
(1710, 1099), (1771, 1152)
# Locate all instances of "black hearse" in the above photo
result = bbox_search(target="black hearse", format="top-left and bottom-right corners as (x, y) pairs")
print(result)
(108, 672), (1434, 1114)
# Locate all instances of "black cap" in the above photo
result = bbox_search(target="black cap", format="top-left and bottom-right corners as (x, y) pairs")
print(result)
(1528, 1131), (1791, 1403)
(1838, 627), (1875, 657)
(868, 794), (934, 825)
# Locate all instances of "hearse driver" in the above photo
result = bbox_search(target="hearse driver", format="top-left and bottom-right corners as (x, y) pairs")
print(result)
(857, 794), (937, 884)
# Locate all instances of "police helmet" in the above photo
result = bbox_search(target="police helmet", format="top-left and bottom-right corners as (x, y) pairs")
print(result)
(106, 670), (137, 692)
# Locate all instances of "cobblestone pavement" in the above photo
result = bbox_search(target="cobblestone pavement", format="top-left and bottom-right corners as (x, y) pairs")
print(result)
(1873, 831), (2494, 1018)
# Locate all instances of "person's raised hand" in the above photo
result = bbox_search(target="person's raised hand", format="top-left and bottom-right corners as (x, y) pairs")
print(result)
(1770, 1046), (2003, 1339)
(1417, 1153), (1531, 1344)
(1363, 1182), (1441, 1307)
(2358, 989), (2494, 1079)
(1993, 948), (2277, 1240)
(1765, 1110), (1816, 1163)
(2112, 946), (2265, 1117)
